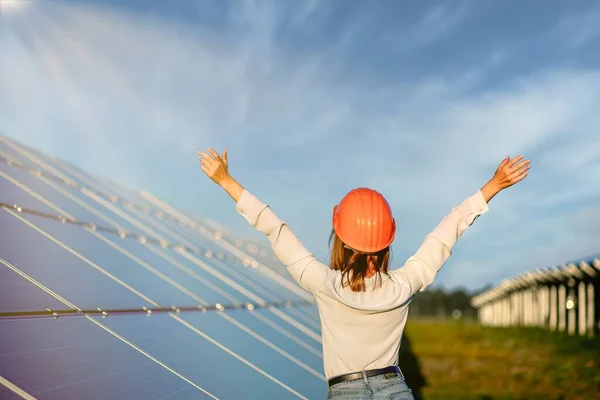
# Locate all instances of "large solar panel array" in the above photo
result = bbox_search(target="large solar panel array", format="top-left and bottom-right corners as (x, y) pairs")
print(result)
(0, 136), (326, 399)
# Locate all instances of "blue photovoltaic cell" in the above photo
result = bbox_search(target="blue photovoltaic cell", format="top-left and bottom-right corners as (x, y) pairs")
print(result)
(0, 174), (60, 216)
(293, 305), (322, 327)
(134, 214), (306, 303)
(297, 304), (321, 320)
(0, 163), (152, 239)
(254, 307), (322, 346)
(168, 221), (297, 282)
(117, 215), (304, 306)
(107, 202), (227, 253)
(156, 227), (305, 300)
(12, 214), (201, 308)
(199, 254), (307, 302)
(180, 312), (326, 398)
(0, 143), (171, 225)
(100, 237), (250, 306)
(222, 308), (323, 372)
(169, 251), (292, 303)
(1, 149), (178, 248)
(0, 162), (106, 224)
(288, 303), (320, 319)
(0, 209), (150, 310)
(0, 385), (23, 400)
(116, 214), (276, 292)
(279, 307), (322, 336)
(0, 264), (66, 313)
(0, 317), (204, 400)
(0, 140), (78, 183)
(93, 313), (309, 399)
(0, 141), (23, 159)
(287, 307), (322, 329)
(281, 307), (321, 329)
(17, 142), (152, 208)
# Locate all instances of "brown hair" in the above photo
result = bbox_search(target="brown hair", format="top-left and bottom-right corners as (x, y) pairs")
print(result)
(328, 229), (391, 292)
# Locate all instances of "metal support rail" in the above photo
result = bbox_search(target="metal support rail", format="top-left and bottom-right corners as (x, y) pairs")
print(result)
(0, 300), (314, 320)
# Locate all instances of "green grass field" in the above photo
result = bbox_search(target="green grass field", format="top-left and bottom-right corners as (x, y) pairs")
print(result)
(399, 319), (600, 400)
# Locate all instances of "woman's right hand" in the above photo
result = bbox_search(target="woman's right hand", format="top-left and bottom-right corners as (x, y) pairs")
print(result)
(481, 155), (531, 202)
(198, 148), (230, 186)
(198, 148), (244, 202)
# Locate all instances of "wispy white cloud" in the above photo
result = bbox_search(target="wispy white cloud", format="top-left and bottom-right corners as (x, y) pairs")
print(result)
(406, 1), (470, 47)
(554, 6), (600, 49)
(1, 1), (348, 178)
(1, 0), (599, 290)
(489, 48), (507, 66)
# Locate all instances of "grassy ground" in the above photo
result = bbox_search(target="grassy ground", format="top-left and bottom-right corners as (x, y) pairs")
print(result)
(399, 318), (600, 400)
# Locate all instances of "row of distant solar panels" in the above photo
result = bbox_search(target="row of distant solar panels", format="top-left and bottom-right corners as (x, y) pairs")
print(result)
(471, 254), (600, 307)
(0, 137), (325, 399)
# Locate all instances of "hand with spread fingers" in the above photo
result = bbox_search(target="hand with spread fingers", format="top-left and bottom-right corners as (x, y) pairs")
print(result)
(198, 148), (244, 202)
(481, 155), (531, 202)
(198, 148), (230, 185)
(492, 155), (531, 189)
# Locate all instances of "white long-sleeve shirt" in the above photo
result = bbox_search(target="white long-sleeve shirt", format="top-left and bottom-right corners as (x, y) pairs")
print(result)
(235, 189), (489, 380)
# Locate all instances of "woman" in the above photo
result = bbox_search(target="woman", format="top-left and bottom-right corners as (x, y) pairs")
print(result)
(198, 149), (530, 399)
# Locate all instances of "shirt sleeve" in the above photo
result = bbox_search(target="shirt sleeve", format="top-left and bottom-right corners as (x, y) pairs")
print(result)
(391, 189), (489, 295)
(235, 189), (331, 293)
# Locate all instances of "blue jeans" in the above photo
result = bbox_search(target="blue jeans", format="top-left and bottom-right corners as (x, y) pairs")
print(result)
(327, 369), (415, 399)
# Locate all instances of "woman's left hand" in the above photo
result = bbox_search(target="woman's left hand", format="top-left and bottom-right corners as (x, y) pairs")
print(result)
(198, 148), (230, 185)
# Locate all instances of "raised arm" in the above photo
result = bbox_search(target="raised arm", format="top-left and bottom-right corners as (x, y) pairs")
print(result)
(393, 155), (530, 294)
(392, 189), (489, 294)
(198, 148), (330, 293)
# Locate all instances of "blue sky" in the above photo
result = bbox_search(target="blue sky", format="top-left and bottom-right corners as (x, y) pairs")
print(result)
(1, 0), (600, 291)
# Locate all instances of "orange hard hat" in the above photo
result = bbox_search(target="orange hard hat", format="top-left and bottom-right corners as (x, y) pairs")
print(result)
(332, 187), (396, 253)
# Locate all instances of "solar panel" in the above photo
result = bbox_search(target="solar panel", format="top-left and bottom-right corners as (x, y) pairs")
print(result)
(0, 263), (65, 313)
(0, 383), (24, 400)
(0, 317), (202, 399)
(177, 313), (325, 396)
(2, 140), (298, 283)
(0, 168), (64, 216)
(0, 157), (156, 239)
(5, 141), (300, 288)
(220, 308), (323, 369)
(91, 312), (320, 399)
(0, 136), (324, 399)
(0, 211), (150, 309)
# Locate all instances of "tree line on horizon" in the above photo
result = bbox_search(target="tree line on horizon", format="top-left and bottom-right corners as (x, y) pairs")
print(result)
(409, 286), (491, 320)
